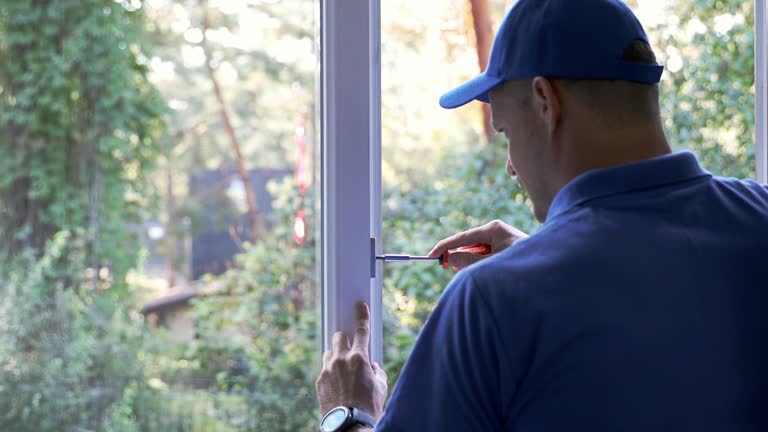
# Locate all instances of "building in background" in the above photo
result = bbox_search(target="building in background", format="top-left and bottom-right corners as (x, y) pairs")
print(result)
(142, 289), (199, 341)
(142, 167), (289, 339)
(188, 167), (290, 280)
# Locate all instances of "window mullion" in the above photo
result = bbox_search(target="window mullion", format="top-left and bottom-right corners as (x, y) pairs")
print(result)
(757, 0), (767, 183)
(320, 0), (383, 362)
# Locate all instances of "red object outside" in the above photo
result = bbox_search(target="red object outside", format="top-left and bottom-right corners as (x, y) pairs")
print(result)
(293, 208), (306, 245)
(294, 115), (309, 245)
(295, 120), (310, 194)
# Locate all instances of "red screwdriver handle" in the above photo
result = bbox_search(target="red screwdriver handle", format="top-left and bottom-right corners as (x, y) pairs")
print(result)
(441, 243), (492, 269)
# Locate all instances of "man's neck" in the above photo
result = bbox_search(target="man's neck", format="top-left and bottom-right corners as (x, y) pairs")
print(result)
(562, 126), (672, 187)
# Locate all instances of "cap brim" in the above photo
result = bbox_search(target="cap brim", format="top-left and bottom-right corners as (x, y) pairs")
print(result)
(439, 73), (503, 109)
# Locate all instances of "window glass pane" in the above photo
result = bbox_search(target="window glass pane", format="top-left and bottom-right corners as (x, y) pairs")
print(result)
(381, 0), (530, 379)
(642, 0), (756, 178)
(381, 0), (755, 380)
(0, 0), (320, 430)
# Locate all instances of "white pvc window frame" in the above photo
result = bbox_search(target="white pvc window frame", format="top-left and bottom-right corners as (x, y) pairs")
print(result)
(319, 0), (383, 363)
(756, 0), (768, 183)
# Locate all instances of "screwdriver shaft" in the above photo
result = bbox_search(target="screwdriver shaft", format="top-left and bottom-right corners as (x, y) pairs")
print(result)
(376, 244), (491, 269)
(376, 254), (439, 262)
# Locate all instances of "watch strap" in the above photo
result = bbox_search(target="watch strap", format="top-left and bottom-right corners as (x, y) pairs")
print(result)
(349, 407), (376, 429)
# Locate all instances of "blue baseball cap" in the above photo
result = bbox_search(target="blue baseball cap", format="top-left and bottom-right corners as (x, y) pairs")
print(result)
(439, 0), (664, 109)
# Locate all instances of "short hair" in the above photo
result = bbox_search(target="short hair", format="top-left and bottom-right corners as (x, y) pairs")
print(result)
(556, 39), (661, 123)
(497, 40), (662, 123)
(621, 39), (658, 65)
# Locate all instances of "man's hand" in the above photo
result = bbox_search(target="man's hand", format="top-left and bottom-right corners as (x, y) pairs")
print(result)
(316, 302), (388, 422)
(427, 219), (528, 270)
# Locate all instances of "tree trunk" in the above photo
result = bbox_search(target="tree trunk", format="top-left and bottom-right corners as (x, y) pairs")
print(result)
(199, 0), (264, 242)
(89, 150), (102, 291)
(468, 0), (495, 142)
(164, 133), (180, 288)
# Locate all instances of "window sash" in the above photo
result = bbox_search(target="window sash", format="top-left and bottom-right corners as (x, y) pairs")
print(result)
(318, 0), (766, 365)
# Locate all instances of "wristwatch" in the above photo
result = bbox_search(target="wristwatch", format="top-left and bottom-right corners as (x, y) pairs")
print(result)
(319, 406), (376, 431)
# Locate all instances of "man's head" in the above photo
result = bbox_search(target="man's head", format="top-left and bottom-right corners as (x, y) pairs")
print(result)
(440, 0), (671, 222)
(487, 40), (665, 221)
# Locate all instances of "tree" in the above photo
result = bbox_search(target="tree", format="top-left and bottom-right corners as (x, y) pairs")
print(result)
(0, 1), (164, 430)
(141, 0), (316, 278)
(0, 0), (164, 286)
(199, 0), (264, 242)
(469, 0), (495, 141)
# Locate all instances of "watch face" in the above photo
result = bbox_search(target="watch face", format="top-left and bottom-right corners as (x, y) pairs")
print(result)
(321, 407), (348, 432)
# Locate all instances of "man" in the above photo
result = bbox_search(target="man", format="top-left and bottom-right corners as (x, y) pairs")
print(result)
(316, 0), (768, 430)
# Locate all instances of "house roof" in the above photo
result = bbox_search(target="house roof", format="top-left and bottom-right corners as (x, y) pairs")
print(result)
(141, 289), (199, 315)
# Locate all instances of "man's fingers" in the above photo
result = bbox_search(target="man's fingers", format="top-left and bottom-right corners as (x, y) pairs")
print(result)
(332, 331), (350, 356)
(322, 350), (332, 366)
(445, 251), (487, 270)
(427, 225), (490, 258)
(372, 361), (388, 380)
(351, 302), (370, 357)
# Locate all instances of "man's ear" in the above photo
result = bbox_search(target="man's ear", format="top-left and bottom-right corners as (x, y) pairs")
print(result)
(531, 77), (561, 136)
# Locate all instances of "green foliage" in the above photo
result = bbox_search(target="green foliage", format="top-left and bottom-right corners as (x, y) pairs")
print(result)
(0, 1), (168, 431)
(103, 384), (141, 432)
(381, 140), (537, 376)
(0, 231), (147, 432)
(186, 179), (319, 431)
(657, 0), (755, 178)
(0, 0), (165, 286)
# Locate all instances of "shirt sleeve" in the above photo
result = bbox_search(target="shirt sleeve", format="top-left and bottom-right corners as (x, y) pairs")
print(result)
(375, 270), (517, 431)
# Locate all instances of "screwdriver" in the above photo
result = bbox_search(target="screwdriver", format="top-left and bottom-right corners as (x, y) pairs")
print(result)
(376, 244), (492, 269)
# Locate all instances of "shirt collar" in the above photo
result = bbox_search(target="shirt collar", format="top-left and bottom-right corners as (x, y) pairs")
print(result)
(546, 151), (711, 221)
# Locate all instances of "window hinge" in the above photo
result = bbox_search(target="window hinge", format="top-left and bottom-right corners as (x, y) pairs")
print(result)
(370, 237), (376, 278)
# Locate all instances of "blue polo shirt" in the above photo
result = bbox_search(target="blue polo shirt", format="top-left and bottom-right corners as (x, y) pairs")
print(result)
(376, 151), (768, 431)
